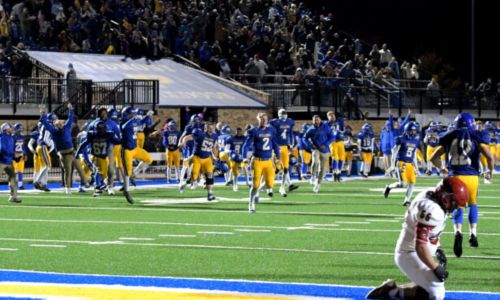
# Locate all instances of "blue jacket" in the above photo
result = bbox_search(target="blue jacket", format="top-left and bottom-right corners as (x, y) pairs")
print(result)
(305, 123), (334, 153)
(41, 109), (75, 151)
(0, 133), (15, 164)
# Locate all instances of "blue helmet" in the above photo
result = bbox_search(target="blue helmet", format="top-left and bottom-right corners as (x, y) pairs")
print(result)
(361, 123), (372, 133)
(448, 122), (456, 131)
(135, 108), (145, 116)
(404, 122), (418, 137)
(289, 154), (298, 165)
(96, 120), (107, 133)
(485, 121), (496, 129)
(190, 114), (201, 124)
(168, 120), (177, 130)
(429, 121), (438, 128)
(13, 123), (24, 133)
(454, 113), (474, 129)
(46, 112), (58, 123)
(121, 106), (134, 120)
(221, 124), (231, 135)
(108, 108), (119, 119)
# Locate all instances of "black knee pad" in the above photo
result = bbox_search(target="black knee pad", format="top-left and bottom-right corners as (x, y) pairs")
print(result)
(206, 177), (214, 185)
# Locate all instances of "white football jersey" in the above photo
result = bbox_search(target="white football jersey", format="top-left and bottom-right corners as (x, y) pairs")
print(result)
(396, 189), (447, 254)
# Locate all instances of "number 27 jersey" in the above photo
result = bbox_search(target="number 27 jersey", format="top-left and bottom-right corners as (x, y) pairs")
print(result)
(439, 128), (486, 176)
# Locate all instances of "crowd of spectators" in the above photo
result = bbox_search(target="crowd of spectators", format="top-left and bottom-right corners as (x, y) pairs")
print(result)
(0, 0), (421, 84)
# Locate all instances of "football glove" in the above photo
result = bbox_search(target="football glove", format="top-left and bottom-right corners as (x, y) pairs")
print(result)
(435, 248), (447, 269)
(433, 265), (448, 282)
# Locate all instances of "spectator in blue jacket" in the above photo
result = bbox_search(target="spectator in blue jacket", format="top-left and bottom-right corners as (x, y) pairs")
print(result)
(380, 109), (411, 176)
(41, 103), (89, 194)
(0, 123), (20, 203)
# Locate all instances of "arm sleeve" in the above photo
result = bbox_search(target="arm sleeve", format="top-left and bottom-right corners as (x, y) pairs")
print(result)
(28, 138), (36, 153)
(416, 223), (435, 245)
(242, 131), (253, 158)
(391, 144), (400, 167)
(326, 127), (335, 145)
(400, 112), (411, 130)
(388, 114), (394, 131)
(65, 109), (74, 129)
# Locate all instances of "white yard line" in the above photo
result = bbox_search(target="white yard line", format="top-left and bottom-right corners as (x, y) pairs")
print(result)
(158, 234), (197, 238)
(197, 231), (234, 235)
(1, 236), (499, 260)
(119, 237), (155, 241)
(365, 219), (401, 223)
(304, 224), (339, 227)
(2, 218), (500, 236)
(30, 244), (66, 248)
(0, 247), (18, 251)
(336, 221), (371, 225)
(234, 229), (271, 232)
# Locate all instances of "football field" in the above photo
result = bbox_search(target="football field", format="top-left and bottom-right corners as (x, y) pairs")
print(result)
(1, 176), (499, 299)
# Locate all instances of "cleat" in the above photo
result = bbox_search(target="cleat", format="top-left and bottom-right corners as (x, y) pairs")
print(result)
(248, 201), (256, 213)
(267, 192), (273, 197)
(469, 234), (479, 248)
(225, 180), (233, 186)
(248, 209), (256, 213)
(313, 182), (319, 193)
(130, 177), (137, 187)
(124, 191), (134, 204)
(484, 178), (492, 184)
(179, 182), (187, 193)
(78, 187), (86, 193)
(366, 279), (396, 299)
(93, 191), (100, 197)
(279, 186), (287, 197)
(107, 188), (115, 195)
(190, 182), (198, 190)
(402, 200), (410, 207)
(233, 185), (239, 192)
(34, 182), (41, 190)
(8, 196), (22, 203)
(41, 185), (51, 192)
(362, 173), (368, 178)
(65, 188), (72, 195)
(19, 185), (25, 190)
(119, 186), (125, 192)
(454, 232), (463, 257)
(207, 194), (215, 201)
(288, 184), (299, 192)
(384, 185), (391, 198)
(426, 170), (432, 176)
(84, 182), (91, 189)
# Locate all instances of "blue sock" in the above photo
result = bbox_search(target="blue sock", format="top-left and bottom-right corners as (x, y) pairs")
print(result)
(452, 208), (464, 225)
(331, 160), (338, 171)
(468, 204), (478, 224)
(337, 160), (343, 172)
(17, 173), (23, 185)
(95, 173), (103, 187)
(301, 163), (307, 175)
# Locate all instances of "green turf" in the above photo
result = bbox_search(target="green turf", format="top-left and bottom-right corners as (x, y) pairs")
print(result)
(0, 176), (499, 292)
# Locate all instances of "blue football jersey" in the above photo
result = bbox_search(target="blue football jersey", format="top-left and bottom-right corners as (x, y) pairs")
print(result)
(217, 134), (231, 151)
(86, 131), (120, 158)
(162, 129), (181, 151)
(192, 129), (217, 159)
(424, 128), (440, 147)
(120, 118), (139, 150)
(13, 134), (25, 155)
(439, 128), (486, 176)
(226, 136), (245, 160)
(395, 136), (419, 163)
(269, 118), (295, 146)
(358, 132), (375, 152)
(243, 125), (279, 160)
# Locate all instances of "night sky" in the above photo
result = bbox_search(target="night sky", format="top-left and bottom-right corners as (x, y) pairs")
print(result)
(308, 0), (496, 86)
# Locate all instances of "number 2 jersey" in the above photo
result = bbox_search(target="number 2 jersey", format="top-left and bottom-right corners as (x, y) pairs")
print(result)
(439, 128), (487, 176)
(396, 189), (446, 254)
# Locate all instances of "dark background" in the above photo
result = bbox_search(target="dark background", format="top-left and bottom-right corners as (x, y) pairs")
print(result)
(307, 0), (496, 86)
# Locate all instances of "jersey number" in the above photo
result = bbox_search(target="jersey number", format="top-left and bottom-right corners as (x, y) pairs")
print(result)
(406, 146), (415, 158)
(449, 138), (472, 166)
(15, 142), (23, 152)
(168, 135), (178, 145)
(92, 142), (108, 156)
(280, 129), (288, 142)
(419, 210), (432, 222)
(262, 137), (271, 150)
(201, 140), (213, 152)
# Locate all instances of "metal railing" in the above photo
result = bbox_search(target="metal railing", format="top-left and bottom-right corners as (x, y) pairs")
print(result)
(1, 76), (159, 118)
(236, 74), (500, 118)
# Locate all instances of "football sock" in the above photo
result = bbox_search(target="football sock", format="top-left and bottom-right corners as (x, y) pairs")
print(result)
(405, 183), (414, 202)
(452, 207), (464, 225)
(468, 204), (478, 224)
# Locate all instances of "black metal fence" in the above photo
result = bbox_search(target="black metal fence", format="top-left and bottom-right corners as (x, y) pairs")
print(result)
(240, 75), (500, 118)
(1, 76), (159, 118)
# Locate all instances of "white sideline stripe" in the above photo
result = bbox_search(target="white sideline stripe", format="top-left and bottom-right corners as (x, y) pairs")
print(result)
(198, 231), (234, 235)
(30, 244), (66, 248)
(365, 219), (400, 223)
(3, 218), (500, 236)
(88, 241), (124, 245)
(0, 247), (17, 251)
(2, 237), (500, 260)
(336, 221), (371, 224)
(159, 234), (196, 238)
(304, 224), (339, 227)
(234, 229), (271, 232)
(119, 237), (155, 241)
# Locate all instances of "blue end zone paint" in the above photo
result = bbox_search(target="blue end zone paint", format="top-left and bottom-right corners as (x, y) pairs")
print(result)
(0, 298), (42, 300)
(1, 270), (500, 300)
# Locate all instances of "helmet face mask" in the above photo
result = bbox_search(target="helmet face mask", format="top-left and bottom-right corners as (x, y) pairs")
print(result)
(454, 112), (475, 129)
(13, 123), (24, 134)
(278, 109), (287, 121)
